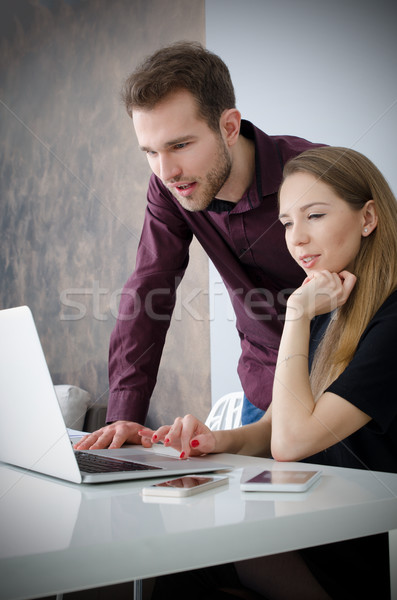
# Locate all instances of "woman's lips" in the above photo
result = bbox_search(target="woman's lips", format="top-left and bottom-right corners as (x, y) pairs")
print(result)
(299, 255), (320, 269)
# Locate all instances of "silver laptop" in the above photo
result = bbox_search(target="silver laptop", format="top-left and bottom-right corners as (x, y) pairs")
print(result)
(0, 306), (231, 484)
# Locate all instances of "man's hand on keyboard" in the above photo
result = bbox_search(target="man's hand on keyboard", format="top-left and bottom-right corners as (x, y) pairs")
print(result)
(74, 420), (152, 450)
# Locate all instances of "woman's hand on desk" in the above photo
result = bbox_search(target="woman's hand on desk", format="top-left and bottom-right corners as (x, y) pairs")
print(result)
(139, 414), (217, 459)
(73, 420), (152, 450)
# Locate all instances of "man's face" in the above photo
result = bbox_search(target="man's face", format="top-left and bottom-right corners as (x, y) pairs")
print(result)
(133, 90), (232, 212)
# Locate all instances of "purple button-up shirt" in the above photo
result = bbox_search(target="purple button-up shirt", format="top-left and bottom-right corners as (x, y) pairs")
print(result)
(107, 121), (323, 423)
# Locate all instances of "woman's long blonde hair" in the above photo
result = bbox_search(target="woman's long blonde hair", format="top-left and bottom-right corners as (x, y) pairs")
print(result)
(281, 147), (397, 399)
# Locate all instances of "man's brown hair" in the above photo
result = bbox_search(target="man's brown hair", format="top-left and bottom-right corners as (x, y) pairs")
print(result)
(121, 41), (236, 132)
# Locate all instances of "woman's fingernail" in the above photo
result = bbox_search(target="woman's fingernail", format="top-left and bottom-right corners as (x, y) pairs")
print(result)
(191, 439), (199, 448)
(179, 451), (185, 459)
(152, 434), (157, 441)
(164, 438), (170, 444)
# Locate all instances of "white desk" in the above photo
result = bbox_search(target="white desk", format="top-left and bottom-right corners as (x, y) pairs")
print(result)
(1, 449), (396, 600)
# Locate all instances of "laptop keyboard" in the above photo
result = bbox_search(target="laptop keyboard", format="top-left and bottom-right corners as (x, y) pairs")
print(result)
(75, 451), (162, 473)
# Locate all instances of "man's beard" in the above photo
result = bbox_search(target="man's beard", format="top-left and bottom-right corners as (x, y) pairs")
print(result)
(168, 137), (232, 212)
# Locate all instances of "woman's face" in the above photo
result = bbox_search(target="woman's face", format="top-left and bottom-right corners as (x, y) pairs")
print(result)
(279, 172), (373, 275)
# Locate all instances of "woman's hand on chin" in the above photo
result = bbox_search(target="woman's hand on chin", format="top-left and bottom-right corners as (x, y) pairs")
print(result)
(287, 269), (357, 320)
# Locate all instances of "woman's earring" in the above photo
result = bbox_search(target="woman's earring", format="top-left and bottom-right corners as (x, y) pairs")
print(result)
(364, 228), (368, 234)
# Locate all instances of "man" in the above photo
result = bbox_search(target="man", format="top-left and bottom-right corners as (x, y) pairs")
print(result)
(76, 41), (322, 450)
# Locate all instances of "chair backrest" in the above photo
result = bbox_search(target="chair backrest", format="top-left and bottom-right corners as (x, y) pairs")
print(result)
(205, 391), (244, 431)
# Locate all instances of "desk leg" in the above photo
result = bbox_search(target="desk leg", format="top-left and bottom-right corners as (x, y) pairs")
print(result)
(134, 579), (142, 600)
(56, 595), (63, 600)
(390, 530), (397, 600)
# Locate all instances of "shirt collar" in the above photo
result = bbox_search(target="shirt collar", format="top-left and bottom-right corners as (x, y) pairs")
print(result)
(206, 120), (283, 214)
(206, 198), (236, 213)
(240, 119), (284, 198)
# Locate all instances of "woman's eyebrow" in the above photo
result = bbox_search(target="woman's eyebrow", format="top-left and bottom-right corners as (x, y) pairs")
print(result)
(279, 202), (330, 219)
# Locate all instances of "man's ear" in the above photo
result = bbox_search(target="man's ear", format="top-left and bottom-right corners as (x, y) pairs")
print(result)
(220, 108), (241, 147)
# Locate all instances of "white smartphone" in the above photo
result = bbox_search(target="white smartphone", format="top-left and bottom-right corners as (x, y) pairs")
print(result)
(142, 474), (228, 497)
(240, 469), (322, 492)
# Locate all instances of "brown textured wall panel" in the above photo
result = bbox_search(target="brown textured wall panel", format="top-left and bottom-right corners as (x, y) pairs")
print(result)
(0, 0), (210, 428)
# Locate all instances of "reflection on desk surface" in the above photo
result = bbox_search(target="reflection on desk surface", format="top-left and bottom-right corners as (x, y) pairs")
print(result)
(0, 465), (81, 558)
(1, 459), (396, 561)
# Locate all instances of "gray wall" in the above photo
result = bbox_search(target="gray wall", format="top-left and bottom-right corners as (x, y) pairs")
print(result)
(0, 0), (210, 428)
(206, 0), (397, 403)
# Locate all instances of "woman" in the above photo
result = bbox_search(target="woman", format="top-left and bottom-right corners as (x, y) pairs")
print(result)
(140, 147), (397, 599)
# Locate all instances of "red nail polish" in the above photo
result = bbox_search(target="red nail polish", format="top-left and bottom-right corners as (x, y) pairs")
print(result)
(179, 451), (185, 459)
(191, 439), (199, 448)
(164, 438), (170, 444)
(152, 434), (157, 440)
